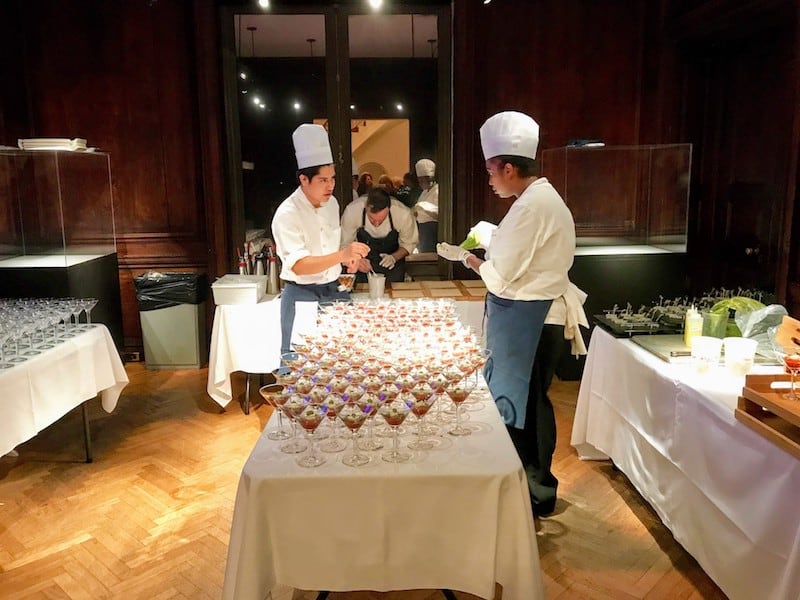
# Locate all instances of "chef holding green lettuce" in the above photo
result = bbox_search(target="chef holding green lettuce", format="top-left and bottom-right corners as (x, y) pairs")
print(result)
(437, 110), (589, 516)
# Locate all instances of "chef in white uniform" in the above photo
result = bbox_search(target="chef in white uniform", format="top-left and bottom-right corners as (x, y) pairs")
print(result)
(414, 158), (439, 252)
(340, 187), (418, 283)
(271, 124), (369, 355)
(437, 111), (588, 516)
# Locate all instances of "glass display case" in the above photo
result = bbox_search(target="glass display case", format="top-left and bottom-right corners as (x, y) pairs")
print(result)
(0, 149), (123, 347)
(540, 144), (691, 251)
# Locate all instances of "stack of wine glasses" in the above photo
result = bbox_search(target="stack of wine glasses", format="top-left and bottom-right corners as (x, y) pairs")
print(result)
(260, 299), (491, 469)
(0, 297), (99, 369)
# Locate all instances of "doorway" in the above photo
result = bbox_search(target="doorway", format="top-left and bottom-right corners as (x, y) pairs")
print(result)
(220, 3), (451, 264)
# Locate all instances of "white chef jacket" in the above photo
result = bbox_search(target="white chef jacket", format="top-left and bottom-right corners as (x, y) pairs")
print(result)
(479, 177), (575, 300)
(415, 183), (439, 224)
(340, 196), (419, 254)
(271, 186), (342, 285)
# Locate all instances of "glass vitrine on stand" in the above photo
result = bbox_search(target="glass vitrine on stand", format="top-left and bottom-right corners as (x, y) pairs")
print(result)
(0, 149), (123, 348)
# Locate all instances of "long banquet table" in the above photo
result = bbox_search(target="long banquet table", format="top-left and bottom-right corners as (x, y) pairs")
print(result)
(207, 296), (486, 408)
(222, 379), (544, 600)
(571, 327), (800, 600)
(1, 324), (129, 458)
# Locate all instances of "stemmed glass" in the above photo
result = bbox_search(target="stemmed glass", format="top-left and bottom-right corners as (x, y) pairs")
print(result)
(379, 398), (412, 462)
(779, 346), (800, 401)
(295, 402), (327, 467)
(406, 382), (437, 451)
(446, 377), (476, 436)
(319, 393), (347, 452)
(259, 384), (291, 440)
(80, 298), (99, 324)
(356, 392), (385, 451)
(338, 402), (371, 467)
(278, 394), (310, 454)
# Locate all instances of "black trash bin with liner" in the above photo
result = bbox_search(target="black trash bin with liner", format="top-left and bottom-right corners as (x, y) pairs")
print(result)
(134, 272), (208, 368)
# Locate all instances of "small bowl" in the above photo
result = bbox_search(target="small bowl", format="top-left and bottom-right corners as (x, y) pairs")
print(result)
(337, 273), (355, 292)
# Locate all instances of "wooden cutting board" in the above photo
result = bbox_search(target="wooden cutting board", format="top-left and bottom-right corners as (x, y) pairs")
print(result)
(387, 280), (487, 301)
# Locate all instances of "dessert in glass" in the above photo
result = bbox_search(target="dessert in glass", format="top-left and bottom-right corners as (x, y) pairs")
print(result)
(295, 403), (327, 467)
(379, 398), (412, 462)
(319, 393), (347, 453)
(446, 377), (476, 436)
(338, 403), (372, 467)
(259, 384), (291, 441)
(278, 394), (310, 454)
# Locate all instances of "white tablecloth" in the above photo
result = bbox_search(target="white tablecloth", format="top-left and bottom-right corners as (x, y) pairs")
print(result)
(222, 382), (543, 600)
(207, 297), (487, 408)
(571, 327), (800, 600)
(0, 324), (128, 456)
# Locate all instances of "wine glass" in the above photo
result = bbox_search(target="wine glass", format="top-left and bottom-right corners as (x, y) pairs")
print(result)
(406, 382), (437, 451)
(780, 346), (800, 401)
(338, 403), (371, 467)
(356, 392), (385, 451)
(278, 394), (310, 454)
(379, 398), (412, 462)
(295, 403), (327, 467)
(446, 377), (476, 436)
(259, 384), (291, 441)
(319, 393), (347, 453)
(281, 351), (306, 371)
(80, 298), (99, 324)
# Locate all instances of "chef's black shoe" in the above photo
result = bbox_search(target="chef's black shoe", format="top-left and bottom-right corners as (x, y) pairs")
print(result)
(533, 499), (556, 517)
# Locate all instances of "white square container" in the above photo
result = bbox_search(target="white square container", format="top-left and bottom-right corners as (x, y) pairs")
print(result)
(212, 274), (267, 305)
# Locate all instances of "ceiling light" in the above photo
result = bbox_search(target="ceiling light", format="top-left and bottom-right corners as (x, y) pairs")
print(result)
(252, 96), (261, 105)
(258, 0), (270, 8)
(368, 0), (382, 9)
(239, 72), (247, 80)
(396, 103), (404, 111)
(241, 89), (248, 94)
(350, 104), (355, 110)
(293, 101), (301, 111)
(483, 0), (492, 4)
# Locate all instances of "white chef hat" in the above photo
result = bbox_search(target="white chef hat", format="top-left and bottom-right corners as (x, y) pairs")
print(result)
(479, 111), (540, 160)
(293, 124), (333, 169)
(415, 158), (436, 177)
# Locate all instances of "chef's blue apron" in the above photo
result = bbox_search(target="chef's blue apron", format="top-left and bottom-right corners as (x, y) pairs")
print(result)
(280, 280), (349, 355)
(355, 208), (406, 283)
(483, 292), (552, 429)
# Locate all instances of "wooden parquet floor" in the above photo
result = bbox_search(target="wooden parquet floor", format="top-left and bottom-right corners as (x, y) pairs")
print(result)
(0, 364), (728, 600)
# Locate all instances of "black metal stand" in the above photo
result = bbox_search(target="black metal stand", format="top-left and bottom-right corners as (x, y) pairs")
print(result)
(81, 401), (93, 463)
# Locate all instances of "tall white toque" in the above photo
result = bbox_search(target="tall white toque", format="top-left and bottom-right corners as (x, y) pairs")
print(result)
(293, 123), (333, 169)
(479, 111), (540, 160)
(415, 158), (436, 177)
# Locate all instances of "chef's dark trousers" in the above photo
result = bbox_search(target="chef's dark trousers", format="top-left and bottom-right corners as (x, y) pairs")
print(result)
(506, 323), (565, 516)
(280, 281), (348, 356)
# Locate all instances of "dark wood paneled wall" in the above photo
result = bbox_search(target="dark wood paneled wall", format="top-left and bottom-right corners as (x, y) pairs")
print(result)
(1, 0), (798, 352)
(453, 0), (647, 241)
(453, 0), (800, 309)
(0, 0), (228, 350)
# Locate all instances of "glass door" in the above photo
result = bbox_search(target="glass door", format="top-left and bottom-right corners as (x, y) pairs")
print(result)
(221, 4), (450, 264)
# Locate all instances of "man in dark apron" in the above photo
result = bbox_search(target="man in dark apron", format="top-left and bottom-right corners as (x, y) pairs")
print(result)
(437, 111), (584, 517)
(341, 187), (419, 284)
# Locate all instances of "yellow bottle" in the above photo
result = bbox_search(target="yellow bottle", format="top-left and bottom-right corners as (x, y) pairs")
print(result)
(684, 305), (703, 349)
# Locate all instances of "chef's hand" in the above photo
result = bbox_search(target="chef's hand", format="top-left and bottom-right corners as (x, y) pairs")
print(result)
(379, 253), (396, 269)
(341, 241), (371, 272)
(356, 258), (372, 273)
(436, 242), (470, 263)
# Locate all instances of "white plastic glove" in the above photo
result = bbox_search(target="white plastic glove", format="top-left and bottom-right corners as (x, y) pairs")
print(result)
(437, 242), (470, 263)
(379, 253), (396, 269)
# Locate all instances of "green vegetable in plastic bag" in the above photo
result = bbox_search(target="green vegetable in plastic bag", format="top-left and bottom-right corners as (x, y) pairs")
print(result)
(709, 296), (766, 337)
(459, 231), (481, 250)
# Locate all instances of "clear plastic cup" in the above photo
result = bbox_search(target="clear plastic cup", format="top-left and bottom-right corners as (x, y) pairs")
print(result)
(691, 335), (723, 373)
(723, 337), (758, 376)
